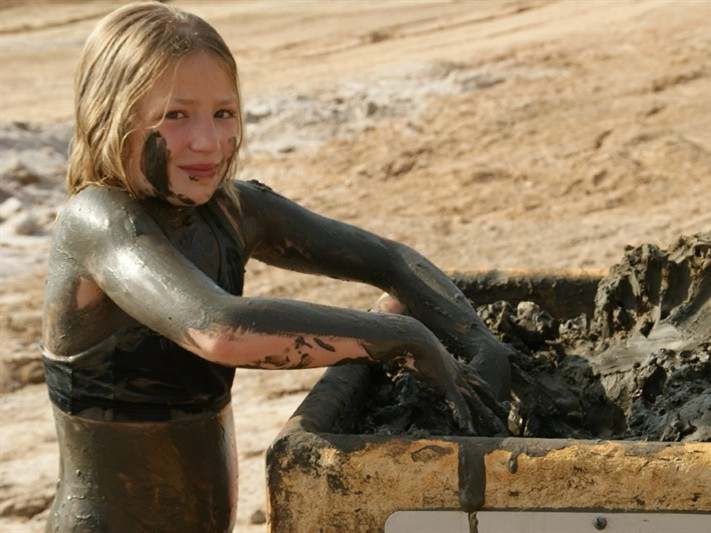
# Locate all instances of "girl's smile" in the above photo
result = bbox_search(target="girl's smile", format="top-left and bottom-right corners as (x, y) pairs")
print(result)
(181, 163), (220, 180)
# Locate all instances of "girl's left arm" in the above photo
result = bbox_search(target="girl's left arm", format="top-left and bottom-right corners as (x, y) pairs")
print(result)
(234, 180), (512, 399)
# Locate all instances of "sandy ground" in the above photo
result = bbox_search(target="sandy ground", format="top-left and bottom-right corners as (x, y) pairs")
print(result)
(1, 1), (710, 531)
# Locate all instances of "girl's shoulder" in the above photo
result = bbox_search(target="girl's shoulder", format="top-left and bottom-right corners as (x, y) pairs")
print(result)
(229, 179), (295, 215)
(55, 185), (149, 240)
(63, 185), (135, 213)
(230, 178), (272, 203)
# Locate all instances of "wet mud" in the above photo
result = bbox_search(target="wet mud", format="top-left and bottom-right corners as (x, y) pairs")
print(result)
(357, 232), (710, 442)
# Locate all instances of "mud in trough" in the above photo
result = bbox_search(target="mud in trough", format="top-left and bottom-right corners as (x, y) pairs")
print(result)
(356, 232), (710, 442)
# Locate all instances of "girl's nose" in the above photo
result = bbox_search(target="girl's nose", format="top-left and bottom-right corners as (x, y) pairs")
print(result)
(190, 117), (220, 152)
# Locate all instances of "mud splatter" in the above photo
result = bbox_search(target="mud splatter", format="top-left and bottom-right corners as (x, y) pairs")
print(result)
(357, 232), (710, 442)
(140, 130), (170, 195)
(140, 130), (196, 206)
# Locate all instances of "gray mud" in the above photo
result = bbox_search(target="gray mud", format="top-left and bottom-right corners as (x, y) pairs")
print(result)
(357, 231), (710, 442)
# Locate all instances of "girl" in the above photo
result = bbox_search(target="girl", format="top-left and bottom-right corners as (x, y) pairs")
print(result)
(41, 2), (511, 531)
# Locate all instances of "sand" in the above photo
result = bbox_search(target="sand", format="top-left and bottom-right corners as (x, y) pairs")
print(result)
(1, 1), (710, 531)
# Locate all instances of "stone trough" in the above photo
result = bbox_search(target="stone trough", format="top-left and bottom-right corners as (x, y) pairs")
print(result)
(266, 270), (711, 533)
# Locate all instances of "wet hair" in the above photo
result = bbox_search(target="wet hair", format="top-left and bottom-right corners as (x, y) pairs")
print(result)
(67, 1), (243, 199)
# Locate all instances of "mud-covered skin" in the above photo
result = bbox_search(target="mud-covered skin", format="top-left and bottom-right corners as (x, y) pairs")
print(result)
(43, 180), (511, 429)
(45, 404), (237, 533)
(41, 176), (513, 528)
(140, 130), (181, 201)
(237, 180), (512, 398)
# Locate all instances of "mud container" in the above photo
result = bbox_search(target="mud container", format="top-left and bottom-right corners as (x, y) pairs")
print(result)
(266, 270), (711, 533)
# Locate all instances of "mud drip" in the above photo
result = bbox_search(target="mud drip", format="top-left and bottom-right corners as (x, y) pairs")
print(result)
(357, 232), (710, 442)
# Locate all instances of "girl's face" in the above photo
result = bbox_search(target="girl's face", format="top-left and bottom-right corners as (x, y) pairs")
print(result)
(128, 52), (239, 206)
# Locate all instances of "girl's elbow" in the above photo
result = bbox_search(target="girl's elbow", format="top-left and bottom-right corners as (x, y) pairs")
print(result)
(186, 328), (238, 366)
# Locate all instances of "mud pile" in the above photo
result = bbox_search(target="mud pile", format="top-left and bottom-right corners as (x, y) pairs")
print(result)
(357, 231), (710, 442)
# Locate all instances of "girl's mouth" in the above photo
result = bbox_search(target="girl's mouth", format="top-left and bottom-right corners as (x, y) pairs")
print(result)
(179, 163), (219, 179)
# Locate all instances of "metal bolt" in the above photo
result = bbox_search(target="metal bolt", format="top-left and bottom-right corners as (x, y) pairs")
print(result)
(593, 516), (607, 530)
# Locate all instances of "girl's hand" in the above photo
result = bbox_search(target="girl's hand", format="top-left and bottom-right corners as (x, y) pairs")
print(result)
(454, 358), (510, 436)
(407, 337), (509, 436)
(369, 292), (510, 436)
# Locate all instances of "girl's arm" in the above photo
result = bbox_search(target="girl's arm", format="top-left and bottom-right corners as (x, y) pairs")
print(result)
(56, 186), (493, 432)
(235, 180), (512, 399)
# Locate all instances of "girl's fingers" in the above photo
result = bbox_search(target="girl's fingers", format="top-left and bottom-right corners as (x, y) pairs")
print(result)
(457, 362), (509, 418)
(446, 386), (476, 435)
(463, 386), (504, 434)
(433, 348), (509, 436)
(452, 362), (509, 435)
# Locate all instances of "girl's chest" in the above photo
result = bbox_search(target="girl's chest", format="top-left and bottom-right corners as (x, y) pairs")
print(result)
(151, 203), (228, 281)
(165, 214), (222, 278)
(144, 203), (243, 289)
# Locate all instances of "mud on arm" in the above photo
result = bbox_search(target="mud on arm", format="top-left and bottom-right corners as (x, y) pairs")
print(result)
(234, 180), (511, 399)
(57, 188), (455, 379)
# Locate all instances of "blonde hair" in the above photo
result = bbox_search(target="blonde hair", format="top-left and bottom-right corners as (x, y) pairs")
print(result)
(67, 1), (243, 198)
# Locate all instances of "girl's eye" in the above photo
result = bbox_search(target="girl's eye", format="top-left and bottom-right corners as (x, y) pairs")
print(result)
(215, 109), (237, 119)
(164, 110), (187, 119)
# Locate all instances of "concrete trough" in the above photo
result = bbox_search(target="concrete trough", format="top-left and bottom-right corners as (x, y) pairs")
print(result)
(266, 270), (711, 532)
